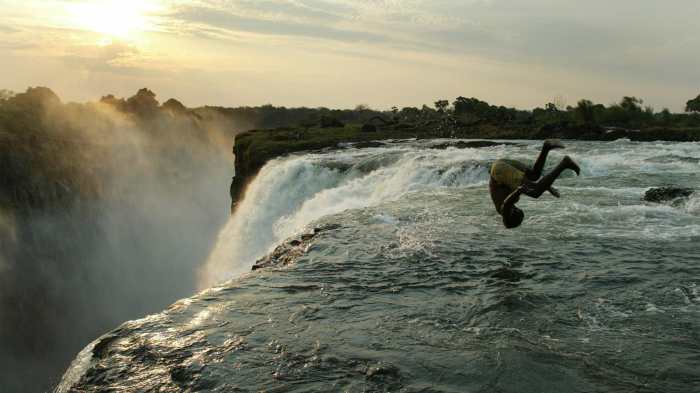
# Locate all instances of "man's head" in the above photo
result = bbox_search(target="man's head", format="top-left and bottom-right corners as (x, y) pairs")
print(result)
(503, 207), (524, 228)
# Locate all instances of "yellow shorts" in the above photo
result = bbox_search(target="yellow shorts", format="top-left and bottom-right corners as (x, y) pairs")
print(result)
(490, 159), (525, 190)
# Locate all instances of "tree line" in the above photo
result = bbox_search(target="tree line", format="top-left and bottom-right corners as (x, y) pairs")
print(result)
(390, 94), (700, 130)
(2, 87), (700, 133)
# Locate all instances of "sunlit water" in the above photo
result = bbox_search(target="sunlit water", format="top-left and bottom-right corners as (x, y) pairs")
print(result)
(58, 140), (700, 392)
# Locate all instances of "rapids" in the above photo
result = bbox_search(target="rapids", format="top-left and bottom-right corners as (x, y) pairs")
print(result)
(58, 139), (700, 392)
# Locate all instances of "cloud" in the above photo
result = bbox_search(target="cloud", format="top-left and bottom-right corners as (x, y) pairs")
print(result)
(2, 0), (700, 110)
(60, 42), (161, 77)
(166, 2), (388, 44)
(0, 24), (18, 33)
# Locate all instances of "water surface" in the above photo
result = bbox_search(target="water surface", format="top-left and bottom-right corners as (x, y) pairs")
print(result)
(59, 140), (700, 392)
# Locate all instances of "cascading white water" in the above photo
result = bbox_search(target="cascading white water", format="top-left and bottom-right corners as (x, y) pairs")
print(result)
(198, 145), (493, 288)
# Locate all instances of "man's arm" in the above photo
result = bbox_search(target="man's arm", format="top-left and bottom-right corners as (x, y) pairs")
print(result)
(500, 186), (524, 217)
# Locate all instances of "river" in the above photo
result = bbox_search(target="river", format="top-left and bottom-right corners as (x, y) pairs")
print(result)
(58, 139), (700, 392)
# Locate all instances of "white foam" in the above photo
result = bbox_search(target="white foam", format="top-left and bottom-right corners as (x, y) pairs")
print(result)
(684, 194), (700, 215)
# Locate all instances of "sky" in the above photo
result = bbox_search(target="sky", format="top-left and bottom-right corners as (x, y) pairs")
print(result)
(1, 0), (699, 111)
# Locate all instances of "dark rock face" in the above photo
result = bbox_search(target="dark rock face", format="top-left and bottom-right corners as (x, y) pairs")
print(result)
(643, 187), (695, 203)
(361, 124), (378, 133)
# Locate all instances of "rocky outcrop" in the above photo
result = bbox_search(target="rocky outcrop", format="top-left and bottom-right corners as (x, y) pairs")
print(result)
(643, 187), (695, 203)
(252, 224), (341, 270)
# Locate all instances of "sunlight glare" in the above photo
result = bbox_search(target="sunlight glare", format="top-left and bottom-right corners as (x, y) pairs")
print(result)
(67, 0), (156, 38)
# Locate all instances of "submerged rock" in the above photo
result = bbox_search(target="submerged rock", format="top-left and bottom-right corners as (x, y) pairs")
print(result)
(252, 224), (342, 270)
(643, 187), (695, 203)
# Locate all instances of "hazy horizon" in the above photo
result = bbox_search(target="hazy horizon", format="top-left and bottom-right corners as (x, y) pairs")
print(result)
(1, 0), (699, 111)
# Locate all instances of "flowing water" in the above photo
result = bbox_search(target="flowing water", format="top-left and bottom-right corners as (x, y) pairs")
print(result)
(58, 140), (700, 392)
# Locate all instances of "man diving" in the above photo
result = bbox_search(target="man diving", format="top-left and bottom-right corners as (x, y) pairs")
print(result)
(490, 139), (580, 229)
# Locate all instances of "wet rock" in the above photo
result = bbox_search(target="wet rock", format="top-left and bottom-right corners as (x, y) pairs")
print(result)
(314, 223), (341, 233)
(365, 363), (400, 378)
(429, 140), (517, 150)
(170, 365), (194, 384)
(252, 223), (341, 270)
(364, 362), (403, 391)
(353, 141), (385, 149)
(643, 187), (695, 203)
(92, 329), (128, 358)
(252, 236), (311, 270)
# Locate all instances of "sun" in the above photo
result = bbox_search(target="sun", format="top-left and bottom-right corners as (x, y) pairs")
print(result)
(67, 0), (155, 38)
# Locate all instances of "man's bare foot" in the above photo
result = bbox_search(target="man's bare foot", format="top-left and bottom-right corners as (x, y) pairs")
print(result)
(563, 155), (581, 176)
(544, 139), (565, 150)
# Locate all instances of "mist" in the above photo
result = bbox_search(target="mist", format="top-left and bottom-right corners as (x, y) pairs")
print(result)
(0, 88), (235, 392)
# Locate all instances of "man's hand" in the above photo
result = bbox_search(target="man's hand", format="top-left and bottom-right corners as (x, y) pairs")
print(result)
(548, 186), (561, 198)
(500, 186), (525, 213)
(544, 139), (565, 150)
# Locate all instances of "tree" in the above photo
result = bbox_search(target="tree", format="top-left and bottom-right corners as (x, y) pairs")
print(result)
(574, 99), (595, 123)
(126, 88), (159, 117)
(552, 95), (567, 111)
(398, 106), (420, 122)
(100, 94), (127, 111)
(0, 89), (14, 102)
(659, 108), (672, 125)
(162, 98), (187, 113)
(620, 96), (643, 112)
(434, 100), (449, 113)
(454, 97), (488, 116)
(686, 94), (700, 113)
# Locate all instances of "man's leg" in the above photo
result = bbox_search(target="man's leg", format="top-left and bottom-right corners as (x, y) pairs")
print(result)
(522, 156), (580, 198)
(527, 139), (566, 180)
